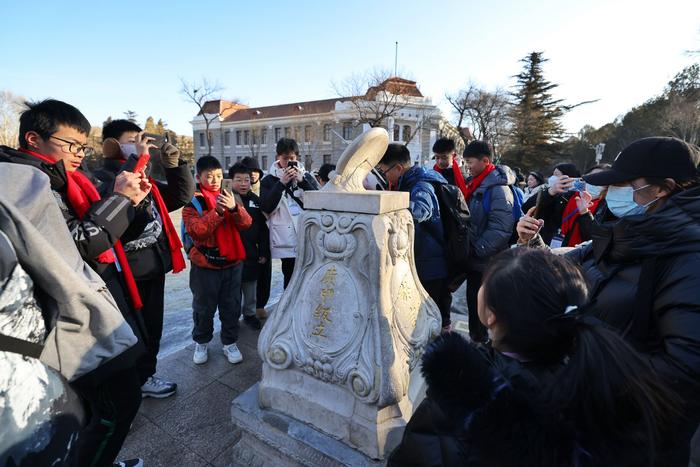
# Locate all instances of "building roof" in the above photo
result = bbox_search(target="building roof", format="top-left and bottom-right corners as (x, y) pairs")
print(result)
(365, 77), (423, 99)
(200, 76), (424, 123)
(222, 97), (344, 122)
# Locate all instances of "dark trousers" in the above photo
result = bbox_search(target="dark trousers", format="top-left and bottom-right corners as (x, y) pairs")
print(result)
(134, 274), (166, 384)
(190, 263), (243, 345)
(423, 279), (452, 328)
(465, 270), (487, 342)
(74, 368), (141, 467)
(256, 259), (272, 308)
(281, 257), (295, 289)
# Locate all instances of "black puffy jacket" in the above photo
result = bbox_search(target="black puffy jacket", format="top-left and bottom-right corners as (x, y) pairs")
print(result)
(237, 192), (270, 282)
(388, 334), (658, 467)
(563, 186), (700, 461)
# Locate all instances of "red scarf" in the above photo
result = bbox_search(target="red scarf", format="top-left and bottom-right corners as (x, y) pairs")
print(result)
(20, 149), (143, 310)
(464, 163), (496, 201)
(434, 159), (468, 199)
(199, 187), (247, 262)
(561, 196), (602, 247)
(114, 156), (186, 274)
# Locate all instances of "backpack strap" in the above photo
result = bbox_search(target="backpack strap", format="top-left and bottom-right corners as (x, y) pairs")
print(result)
(191, 196), (204, 215)
(0, 333), (43, 359)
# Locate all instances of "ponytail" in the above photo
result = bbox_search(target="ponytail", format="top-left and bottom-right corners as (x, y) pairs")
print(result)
(549, 319), (680, 464)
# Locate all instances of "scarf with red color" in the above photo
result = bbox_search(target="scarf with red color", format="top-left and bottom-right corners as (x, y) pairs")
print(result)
(561, 195), (602, 247)
(464, 163), (496, 201)
(115, 156), (186, 273)
(20, 148), (143, 309)
(199, 187), (247, 262)
(433, 159), (468, 199)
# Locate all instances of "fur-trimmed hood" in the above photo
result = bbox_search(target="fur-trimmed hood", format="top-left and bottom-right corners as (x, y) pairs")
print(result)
(389, 333), (580, 467)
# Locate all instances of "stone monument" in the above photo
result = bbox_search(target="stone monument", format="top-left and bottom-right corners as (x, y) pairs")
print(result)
(231, 128), (441, 466)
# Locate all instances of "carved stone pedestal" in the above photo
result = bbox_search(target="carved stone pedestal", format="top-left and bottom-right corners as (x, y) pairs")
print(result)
(230, 128), (440, 464)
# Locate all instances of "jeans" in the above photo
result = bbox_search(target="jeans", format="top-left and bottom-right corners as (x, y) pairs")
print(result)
(422, 279), (452, 328)
(465, 270), (487, 342)
(241, 280), (257, 317)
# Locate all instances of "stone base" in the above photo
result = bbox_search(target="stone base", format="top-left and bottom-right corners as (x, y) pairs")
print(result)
(231, 384), (386, 467)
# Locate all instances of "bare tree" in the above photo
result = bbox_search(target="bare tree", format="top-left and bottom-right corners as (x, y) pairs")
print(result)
(180, 78), (240, 157)
(333, 69), (417, 129)
(0, 90), (24, 147)
(446, 83), (513, 157)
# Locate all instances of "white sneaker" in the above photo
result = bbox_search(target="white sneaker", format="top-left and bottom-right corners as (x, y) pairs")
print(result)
(193, 343), (208, 364)
(223, 343), (243, 364)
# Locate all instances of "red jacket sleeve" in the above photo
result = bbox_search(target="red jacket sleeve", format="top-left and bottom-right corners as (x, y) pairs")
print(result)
(183, 205), (224, 242)
(227, 204), (252, 231)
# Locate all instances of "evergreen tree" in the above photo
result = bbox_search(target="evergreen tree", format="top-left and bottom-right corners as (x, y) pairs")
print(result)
(508, 52), (566, 169)
(144, 116), (157, 133)
(156, 118), (167, 134)
(124, 110), (138, 123)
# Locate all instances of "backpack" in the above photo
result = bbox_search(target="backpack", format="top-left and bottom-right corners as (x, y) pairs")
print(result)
(483, 185), (525, 245)
(181, 196), (203, 253)
(482, 184), (525, 222)
(428, 182), (472, 272)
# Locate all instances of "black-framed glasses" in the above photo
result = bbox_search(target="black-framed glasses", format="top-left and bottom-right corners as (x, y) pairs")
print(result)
(49, 136), (94, 157)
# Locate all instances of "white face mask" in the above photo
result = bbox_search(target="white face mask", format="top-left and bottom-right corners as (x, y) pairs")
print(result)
(120, 143), (137, 158)
(585, 183), (603, 198)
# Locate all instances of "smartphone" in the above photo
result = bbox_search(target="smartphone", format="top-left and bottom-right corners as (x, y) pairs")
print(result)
(142, 132), (165, 146)
(287, 160), (299, 169)
(221, 179), (234, 192)
(133, 153), (151, 173)
(570, 178), (586, 192)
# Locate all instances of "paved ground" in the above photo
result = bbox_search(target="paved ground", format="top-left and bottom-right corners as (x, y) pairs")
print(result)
(118, 312), (469, 466)
(117, 322), (263, 467)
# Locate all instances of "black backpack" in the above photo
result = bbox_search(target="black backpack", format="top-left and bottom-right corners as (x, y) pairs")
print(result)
(427, 182), (472, 273)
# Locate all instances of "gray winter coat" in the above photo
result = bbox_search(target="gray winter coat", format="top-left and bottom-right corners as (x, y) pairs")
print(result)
(0, 164), (138, 383)
(467, 165), (515, 270)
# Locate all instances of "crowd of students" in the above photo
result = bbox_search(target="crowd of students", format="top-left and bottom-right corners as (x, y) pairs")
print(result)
(1, 97), (700, 466)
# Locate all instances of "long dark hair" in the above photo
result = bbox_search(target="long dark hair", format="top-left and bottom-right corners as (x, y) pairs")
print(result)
(481, 248), (679, 462)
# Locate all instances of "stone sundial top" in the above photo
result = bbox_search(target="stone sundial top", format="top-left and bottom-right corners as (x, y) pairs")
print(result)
(323, 127), (389, 194)
(304, 127), (409, 214)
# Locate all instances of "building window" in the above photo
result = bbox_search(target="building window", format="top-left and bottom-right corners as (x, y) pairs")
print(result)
(274, 127), (281, 142)
(208, 132), (213, 146)
(393, 125), (400, 141)
(252, 130), (257, 145)
(323, 154), (331, 165)
(244, 130), (250, 145)
(342, 123), (352, 140)
(236, 130), (241, 145)
(236, 156), (242, 163)
(284, 127), (291, 138)
(323, 124), (331, 142)
(225, 156), (231, 168)
(199, 132), (205, 147)
(261, 129), (267, 145)
(224, 131), (230, 147)
(262, 155), (268, 169)
(304, 154), (312, 171)
(403, 125), (411, 143)
(304, 125), (312, 143)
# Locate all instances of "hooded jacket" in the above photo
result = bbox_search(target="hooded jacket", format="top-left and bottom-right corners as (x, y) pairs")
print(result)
(259, 161), (318, 259)
(397, 166), (449, 282)
(389, 333), (663, 467)
(565, 186), (700, 402)
(0, 164), (139, 385)
(466, 165), (516, 270)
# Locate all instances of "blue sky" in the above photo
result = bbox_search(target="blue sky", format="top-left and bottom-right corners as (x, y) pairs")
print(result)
(2, 0), (699, 135)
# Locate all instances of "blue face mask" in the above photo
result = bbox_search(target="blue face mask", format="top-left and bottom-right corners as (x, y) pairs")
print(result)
(605, 185), (656, 217)
(585, 183), (603, 198)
